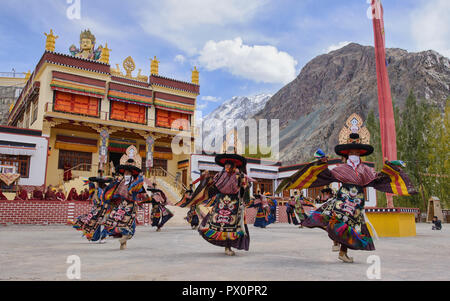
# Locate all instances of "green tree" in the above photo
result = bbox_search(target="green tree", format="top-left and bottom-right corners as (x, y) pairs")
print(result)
(243, 145), (273, 159)
(422, 99), (449, 208)
(395, 91), (430, 211)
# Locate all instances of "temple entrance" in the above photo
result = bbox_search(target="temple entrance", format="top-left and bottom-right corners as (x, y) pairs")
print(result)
(109, 152), (123, 172)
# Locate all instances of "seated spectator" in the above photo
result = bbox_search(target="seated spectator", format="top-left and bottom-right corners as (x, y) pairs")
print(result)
(0, 189), (8, 200)
(56, 188), (66, 202)
(66, 188), (79, 201)
(432, 216), (442, 230)
(14, 186), (29, 201)
(80, 188), (90, 201)
(32, 187), (44, 200)
(44, 185), (57, 200)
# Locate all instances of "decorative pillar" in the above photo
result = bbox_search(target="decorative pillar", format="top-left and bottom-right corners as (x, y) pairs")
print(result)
(150, 56), (159, 75)
(145, 135), (155, 177)
(44, 29), (58, 52)
(99, 128), (109, 172)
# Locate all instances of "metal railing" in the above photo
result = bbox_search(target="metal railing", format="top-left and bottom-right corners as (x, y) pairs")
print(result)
(0, 72), (26, 78)
(45, 102), (108, 120)
(59, 163), (99, 192)
(150, 167), (188, 193)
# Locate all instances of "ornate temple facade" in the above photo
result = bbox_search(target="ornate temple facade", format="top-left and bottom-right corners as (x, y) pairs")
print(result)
(7, 29), (199, 194)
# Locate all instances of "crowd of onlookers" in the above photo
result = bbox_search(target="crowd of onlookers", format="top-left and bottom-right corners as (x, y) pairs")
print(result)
(0, 185), (91, 202)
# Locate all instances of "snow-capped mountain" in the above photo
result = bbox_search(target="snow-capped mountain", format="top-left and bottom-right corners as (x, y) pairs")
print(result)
(203, 93), (272, 123)
(199, 93), (272, 151)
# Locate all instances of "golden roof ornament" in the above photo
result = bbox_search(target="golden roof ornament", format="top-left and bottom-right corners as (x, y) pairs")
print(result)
(192, 66), (199, 85)
(44, 29), (58, 52)
(99, 43), (111, 64)
(111, 64), (123, 76)
(111, 56), (148, 82)
(150, 56), (159, 75)
(339, 113), (371, 144)
(123, 56), (136, 78)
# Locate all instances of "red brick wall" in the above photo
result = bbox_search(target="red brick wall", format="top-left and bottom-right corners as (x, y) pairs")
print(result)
(0, 200), (151, 225)
(0, 201), (291, 225)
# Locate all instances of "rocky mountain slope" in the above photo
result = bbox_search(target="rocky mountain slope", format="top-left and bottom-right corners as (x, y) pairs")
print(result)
(253, 43), (450, 164)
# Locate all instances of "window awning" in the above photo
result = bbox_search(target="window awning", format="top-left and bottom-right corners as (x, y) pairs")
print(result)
(55, 135), (98, 153)
(50, 79), (106, 98)
(108, 89), (153, 107)
(0, 140), (36, 156)
(0, 145), (36, 156)
(154, 98), (195, 114)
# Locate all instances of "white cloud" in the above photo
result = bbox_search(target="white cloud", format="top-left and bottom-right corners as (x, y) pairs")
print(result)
(174, 54), (186, 64)
(197, 103), (208, 110)
(201, 96), (221, 102)
(326, 41), (351, 53)
(410, 0), (450, 58)
(197, 38), (298, 84)
(132, 0), (268, 54)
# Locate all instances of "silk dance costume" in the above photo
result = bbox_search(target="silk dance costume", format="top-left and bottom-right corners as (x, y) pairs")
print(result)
(292, 191), (316, 228)
(276, 134), (417, 263)
(148, 183), (174, 232)
(248, 192), (276, 228)
(176, 154), (255, 256)
(100, 146), (151, 250)
(71, 175), (113, 242)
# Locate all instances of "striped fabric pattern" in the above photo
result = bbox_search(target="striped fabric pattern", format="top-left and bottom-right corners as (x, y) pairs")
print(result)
(154, 98), (195, 114)
(380, 163), (416, 196)
(108, 89), (153, 106)
(50, 79), (105, 97)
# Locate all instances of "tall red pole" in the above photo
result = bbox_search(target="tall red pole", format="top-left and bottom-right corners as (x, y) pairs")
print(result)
(371, 0), (397, 208)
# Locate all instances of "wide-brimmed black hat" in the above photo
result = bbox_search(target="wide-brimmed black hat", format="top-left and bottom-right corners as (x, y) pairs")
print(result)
(146, 183), (163, 194)
(116, 159), (142, 175)
(215, 153), (247, 168)
(335, 133), (374, 157)
(321, 188), (333, 194)
(88, 176), (113, 183)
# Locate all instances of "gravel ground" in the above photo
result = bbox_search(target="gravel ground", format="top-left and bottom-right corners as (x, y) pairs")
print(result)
(1, 223), (449, 281)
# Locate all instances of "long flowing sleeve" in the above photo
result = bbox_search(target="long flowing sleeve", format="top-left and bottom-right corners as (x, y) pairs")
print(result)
(275, 160), (336, 194)
(175, 174), (216, 207)
(368, 161), (418, 196)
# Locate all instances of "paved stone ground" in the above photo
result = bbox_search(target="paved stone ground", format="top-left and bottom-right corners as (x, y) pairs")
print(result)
(1, 223), (449, 281)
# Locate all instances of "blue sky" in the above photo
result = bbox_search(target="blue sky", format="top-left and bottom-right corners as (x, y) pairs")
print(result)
(1, 0), (448, 116)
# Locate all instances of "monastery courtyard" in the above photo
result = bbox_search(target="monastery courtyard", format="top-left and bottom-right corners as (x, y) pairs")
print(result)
(1, 219), (448, 281)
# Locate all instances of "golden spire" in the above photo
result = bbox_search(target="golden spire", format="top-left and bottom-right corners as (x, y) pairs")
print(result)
(192, 66), (199, 85)
(44, 29), (58, 52)
(24, 70), (31, 80)
(150, 56), (159, 75)
(99, 43), (111, 64)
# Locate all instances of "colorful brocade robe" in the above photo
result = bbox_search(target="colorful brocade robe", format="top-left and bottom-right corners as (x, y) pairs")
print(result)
(276, 160), (417, 250)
